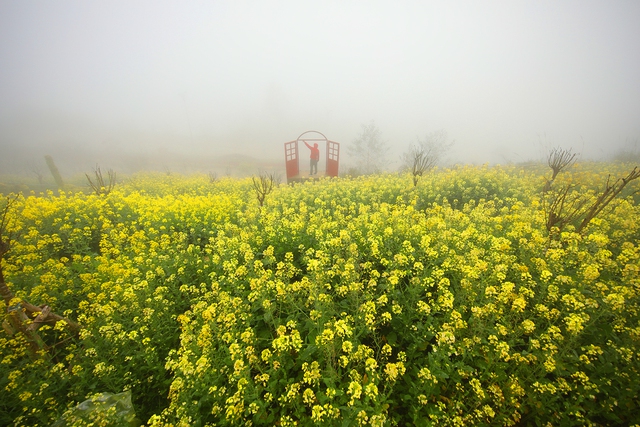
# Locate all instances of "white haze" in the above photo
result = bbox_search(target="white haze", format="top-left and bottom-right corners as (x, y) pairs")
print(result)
(1, 0), (639, 175)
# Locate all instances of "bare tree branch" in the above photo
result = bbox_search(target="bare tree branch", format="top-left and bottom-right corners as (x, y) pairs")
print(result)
(86, 165), (117, 196)
(401, 130), (453, 187)
(543, 147), (578, 192)
(252, 172), (277, 207)
(543, 166), (640, 238)
(577, 167), (640, 232)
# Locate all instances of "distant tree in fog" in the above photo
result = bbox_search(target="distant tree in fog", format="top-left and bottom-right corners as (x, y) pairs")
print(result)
(347, 121), (390, 175)
(611, 138), (640, 164)
(29, 162), (44, 186)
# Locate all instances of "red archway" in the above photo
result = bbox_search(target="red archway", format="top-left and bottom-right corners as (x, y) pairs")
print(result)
(284, 131), (340, 183)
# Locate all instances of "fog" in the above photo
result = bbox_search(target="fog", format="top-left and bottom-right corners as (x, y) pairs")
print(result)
(1, 1), (639, 176)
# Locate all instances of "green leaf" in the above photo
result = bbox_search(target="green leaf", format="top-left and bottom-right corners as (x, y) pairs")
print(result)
(387, 332), (397, 345)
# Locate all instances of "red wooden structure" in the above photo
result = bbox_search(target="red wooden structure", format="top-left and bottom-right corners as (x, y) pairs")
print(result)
(284, 131), (340, 183)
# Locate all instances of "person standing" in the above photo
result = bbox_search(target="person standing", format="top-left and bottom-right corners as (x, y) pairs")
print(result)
(304, 141), (320, 175)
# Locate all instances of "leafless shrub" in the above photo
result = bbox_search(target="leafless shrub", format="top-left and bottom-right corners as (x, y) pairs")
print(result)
(576, 166), (640, 233)
(252, 171), (277, 207)
(208, 172), (217, 183)
(401, 130), (453, 187)
(543, 166), (640, 235)
(543, 147), (578, 192)
(85, 165), (116, 196)
(543, 184), (590, 233)
(408, 146), (438, 187)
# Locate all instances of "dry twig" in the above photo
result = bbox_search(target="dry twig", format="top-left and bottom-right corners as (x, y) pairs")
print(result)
(543, 166), (640, 237)
(252, 172), (277, 207)
(85, 165), (116, 195)
(577, 167), (640, 232)
(409, 146), (438, 187)
(543, 147), (578, 192)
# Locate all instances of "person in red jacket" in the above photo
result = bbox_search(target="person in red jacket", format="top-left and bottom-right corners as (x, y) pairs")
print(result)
(304, 141), (320, 175)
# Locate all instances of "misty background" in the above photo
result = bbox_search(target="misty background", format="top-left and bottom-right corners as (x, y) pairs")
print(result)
(1, 1), (639, 177)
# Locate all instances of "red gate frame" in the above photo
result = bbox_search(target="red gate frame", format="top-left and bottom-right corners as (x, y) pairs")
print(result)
(284, 131), (340, 183)
(284, 140), (299, 179)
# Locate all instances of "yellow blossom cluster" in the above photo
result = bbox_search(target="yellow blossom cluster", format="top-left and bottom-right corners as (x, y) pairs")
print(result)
(1, 164), (639, 426)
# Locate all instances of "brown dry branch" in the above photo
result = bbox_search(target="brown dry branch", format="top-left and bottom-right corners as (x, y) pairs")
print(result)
(543, 166), (640, 239)
(86, 165), (116, 196)
(543, 147), (578, 192)
(409, 146), (438, 187)
(576, 166), (640, 233)
(543, 184), (590, 233)
(252, 172), (277, 207)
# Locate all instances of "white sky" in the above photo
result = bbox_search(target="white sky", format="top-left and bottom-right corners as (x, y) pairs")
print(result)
(1, 0), (639, 171)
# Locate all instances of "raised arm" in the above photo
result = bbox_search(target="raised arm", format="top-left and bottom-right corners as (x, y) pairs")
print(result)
(303, 140), (312, 150)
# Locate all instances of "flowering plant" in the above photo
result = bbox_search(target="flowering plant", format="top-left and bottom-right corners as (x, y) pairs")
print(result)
(1, 165), (639, 426)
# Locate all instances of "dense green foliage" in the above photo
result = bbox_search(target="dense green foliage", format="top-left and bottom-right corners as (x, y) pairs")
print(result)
(1, 164), (639, 426)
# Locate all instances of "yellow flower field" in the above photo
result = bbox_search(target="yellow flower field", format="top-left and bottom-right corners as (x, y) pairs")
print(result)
(1, 164), (639, 426)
